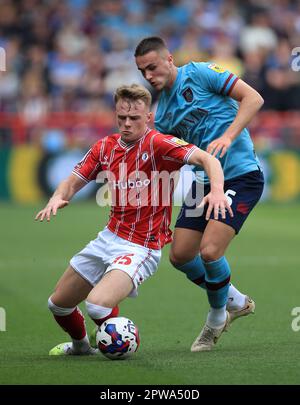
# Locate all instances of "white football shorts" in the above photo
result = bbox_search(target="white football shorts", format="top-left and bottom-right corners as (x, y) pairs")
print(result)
(70, 227), (161, 297)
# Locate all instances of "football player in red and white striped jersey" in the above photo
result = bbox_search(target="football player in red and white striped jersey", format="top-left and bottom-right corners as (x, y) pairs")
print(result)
(35, 84), (232, 356)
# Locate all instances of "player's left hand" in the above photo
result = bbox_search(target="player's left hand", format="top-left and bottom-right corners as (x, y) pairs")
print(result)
(207, 135), (232, 158)
(198, 191), (234, 221)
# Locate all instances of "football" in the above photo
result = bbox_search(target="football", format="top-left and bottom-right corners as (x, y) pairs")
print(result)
(96, 317), (140, 360)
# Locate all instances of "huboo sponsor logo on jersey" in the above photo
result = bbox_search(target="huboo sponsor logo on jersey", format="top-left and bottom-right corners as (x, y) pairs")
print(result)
(112, 178), (151, 190)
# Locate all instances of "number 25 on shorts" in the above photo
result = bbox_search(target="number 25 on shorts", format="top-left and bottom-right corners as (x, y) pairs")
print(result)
(113, 254), (134, 266)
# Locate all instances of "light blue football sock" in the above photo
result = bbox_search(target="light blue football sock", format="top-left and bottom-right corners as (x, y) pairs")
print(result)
(202, 256), (231, 308)
(173, 255), (206, 289)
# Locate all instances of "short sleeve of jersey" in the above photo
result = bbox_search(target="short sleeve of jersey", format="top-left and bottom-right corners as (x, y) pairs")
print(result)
(154, 133), (198, 170)
(191, 62), (239, 96)
(72, 141), (102, 183)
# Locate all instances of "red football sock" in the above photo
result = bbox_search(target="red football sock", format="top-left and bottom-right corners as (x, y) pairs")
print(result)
(54, 307), (86, 340)
(92, 305), (119, 326)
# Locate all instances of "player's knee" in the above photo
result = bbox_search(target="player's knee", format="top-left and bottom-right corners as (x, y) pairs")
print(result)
(200, 244), (223, 262)
(169, 251), (181, 267)
(86, 292), (115, 309)
(169, 250), (193, 268)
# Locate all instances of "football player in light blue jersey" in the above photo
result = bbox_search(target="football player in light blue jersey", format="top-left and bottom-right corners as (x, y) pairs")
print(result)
(135, 37), (264, 352)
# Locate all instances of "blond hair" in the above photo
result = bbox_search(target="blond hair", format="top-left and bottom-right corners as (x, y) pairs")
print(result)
(114, 84), (152, 109)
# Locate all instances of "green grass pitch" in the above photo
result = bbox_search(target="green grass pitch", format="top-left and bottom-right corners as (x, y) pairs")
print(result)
(0, 201), (299, 385)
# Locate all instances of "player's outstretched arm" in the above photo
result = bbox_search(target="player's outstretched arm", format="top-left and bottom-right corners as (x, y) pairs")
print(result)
(207, 80), (264, 158)
(35, 174), (86, 222)
(188, 149), (233, 221)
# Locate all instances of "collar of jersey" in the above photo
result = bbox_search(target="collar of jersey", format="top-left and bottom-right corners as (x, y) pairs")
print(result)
(163, 66), (183, 98)
(118, 127), (151, 149)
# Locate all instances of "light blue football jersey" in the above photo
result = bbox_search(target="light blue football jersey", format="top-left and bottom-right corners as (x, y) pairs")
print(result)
(155, 62), (261, 183)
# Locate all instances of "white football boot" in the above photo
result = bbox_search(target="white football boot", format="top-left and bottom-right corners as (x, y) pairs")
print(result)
(49, 342), (99, 356)
(227, 296), (255, 324)
(191, 311), (230, 352)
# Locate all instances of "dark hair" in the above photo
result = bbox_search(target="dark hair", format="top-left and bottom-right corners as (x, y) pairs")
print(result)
(114, 84), (152, 108)
(134, 36), (167, 57)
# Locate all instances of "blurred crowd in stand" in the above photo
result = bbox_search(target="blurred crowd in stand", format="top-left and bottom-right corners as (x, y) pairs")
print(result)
(0, 0), (299, 138)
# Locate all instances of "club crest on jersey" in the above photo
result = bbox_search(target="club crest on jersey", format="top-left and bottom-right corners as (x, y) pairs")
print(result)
(141, 152), (149, 161)
(100, 155), (109, 165)
(182, 87), (193, 102)
(208, 63), (225, 73)
(166, 112), (173, 121)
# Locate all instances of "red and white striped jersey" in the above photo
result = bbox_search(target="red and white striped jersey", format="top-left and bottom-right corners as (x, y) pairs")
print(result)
(73, 128), (197, 249)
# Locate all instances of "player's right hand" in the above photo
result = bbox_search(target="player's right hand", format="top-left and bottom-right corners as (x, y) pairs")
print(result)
(207, 135), (232, 158)
(198, 191), (233, 221)
(35, 198), (69, 222)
